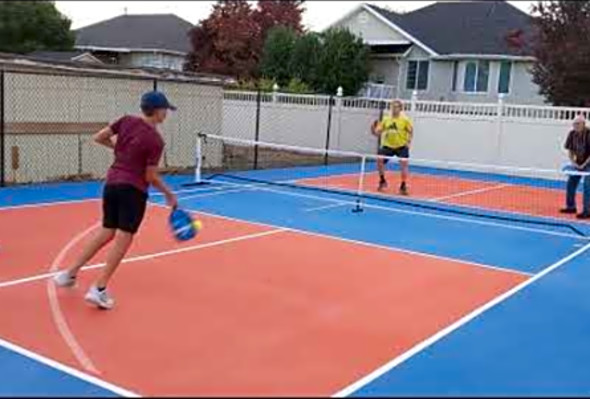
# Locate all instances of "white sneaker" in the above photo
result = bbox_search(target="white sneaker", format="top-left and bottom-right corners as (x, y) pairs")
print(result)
(53, 270), (76, 287)
(84, 286), (115, 310)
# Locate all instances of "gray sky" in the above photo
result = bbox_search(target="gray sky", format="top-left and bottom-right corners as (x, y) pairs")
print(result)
(56, 1), (536, 31)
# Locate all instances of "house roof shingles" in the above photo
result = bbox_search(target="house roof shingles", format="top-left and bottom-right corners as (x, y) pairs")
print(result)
(366, 1), (533, 56)
(75, 14), (194, 54)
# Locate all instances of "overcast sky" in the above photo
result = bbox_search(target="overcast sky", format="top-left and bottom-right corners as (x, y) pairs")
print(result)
(55, 1), (536, 31)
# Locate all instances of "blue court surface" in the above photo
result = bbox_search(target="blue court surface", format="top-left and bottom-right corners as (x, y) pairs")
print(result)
(1, 163), (590, 396)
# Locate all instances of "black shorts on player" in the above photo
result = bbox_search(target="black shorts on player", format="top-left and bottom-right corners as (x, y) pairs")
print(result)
(102, 184), (148, 234)
(378, 145), (409, 163)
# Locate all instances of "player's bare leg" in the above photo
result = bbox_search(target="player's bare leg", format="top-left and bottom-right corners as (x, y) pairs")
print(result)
(399, 158), (409, 195)
(377, 158), (388, 191)
(53, 227), (115, 287)
(85, 230), (134, 310)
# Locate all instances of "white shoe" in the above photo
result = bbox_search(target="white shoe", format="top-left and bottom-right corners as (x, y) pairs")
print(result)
(84, 286), (115, 310)
(53, 271), (76, 288)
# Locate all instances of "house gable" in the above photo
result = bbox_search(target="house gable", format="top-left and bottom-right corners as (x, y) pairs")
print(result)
(332, 7), (409, 44)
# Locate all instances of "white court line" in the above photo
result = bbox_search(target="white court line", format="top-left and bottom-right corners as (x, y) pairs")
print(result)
(304, 202), (349, 213)
(150, 203), (533, 278)
(211, 180), (588, 241)
(0, 198), (98, 211)
(0, 336), (139, 397)
(47, 222), (101, 374)
(0, 228), (287, 290)
(430, 183), (511, 202)
(152, 181), (270, 197)
(331, 240), (590, 397)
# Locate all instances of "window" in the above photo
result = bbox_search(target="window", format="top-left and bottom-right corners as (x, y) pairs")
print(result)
(406, 60), (429, 91)
(463, 60), (490, 92)
(498, 61), (512, 94)
(451, 61), (459, 92)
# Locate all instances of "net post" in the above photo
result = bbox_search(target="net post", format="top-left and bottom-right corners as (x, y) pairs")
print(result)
(352, 156), (366, 213)
(195, 132), (202, 183)
(0, 69), (4, 187)
(324, 95), (333, 166)
(181, 132), (210, 187)
(254, 87), (262, 170)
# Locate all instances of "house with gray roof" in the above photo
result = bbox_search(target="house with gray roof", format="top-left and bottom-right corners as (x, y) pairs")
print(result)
(74, 14), (193, 71)
(327, 1), (544, 104)
(27, 50), (103, 65)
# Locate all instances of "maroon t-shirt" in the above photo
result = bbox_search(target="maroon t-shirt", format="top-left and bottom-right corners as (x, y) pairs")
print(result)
(105, 115), (164, 192)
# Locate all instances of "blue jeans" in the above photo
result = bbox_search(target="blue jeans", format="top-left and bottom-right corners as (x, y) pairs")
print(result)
(566, 166), (590, 213)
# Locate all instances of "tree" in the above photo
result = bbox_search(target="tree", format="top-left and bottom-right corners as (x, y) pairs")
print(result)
(518, 1), (590, 106)
(260, 26), (298, 86)
(290, 32), (322, 89)
(186, 0), (261, 79)
(254, 0), (305, 41)
(315, 28), (370, 96)
(186, 0), (305, 79)
(0, 1), (75, 54)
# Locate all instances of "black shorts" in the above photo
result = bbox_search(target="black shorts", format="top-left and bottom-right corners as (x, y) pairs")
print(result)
(378, 146), (409, 163)
(102, 184), (148, 234)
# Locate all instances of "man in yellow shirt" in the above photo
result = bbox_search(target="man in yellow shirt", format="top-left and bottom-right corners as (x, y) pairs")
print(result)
(371, 100), (413, 195)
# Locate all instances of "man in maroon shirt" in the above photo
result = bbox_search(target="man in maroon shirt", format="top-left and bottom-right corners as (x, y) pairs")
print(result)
(53, 91), (178, 309)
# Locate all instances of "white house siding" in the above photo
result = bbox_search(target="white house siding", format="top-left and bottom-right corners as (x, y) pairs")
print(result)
(506, 62), (546, 105)
(118, 52), (185, 71)
(334, 8), (407, 43)
(448, 60), (545, 105)
(368, 57), (400, 86)
(398, 46), (437, 100)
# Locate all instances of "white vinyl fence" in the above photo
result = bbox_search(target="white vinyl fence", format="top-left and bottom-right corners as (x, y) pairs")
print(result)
(222, 89), (590, 179)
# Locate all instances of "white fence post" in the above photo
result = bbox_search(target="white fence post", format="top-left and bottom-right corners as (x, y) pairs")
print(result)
(335, 86), (344, 150)
(272, 83), (279, 103)
(411, 90), (418, 112)
(496, 93), (505, 163)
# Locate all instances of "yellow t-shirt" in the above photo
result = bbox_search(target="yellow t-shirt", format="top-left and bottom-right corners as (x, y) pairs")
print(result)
(379, 114), (413, 149)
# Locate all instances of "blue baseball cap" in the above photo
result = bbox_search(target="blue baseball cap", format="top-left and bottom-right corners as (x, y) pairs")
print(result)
(140, 91), (176, 111)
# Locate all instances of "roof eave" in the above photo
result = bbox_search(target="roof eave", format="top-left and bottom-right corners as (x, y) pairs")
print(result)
(71, 52), (104, 64)
(365, 39), (411, 45)
(321, 3), (439, 57)
(431, 53), (536, 61)
(75, 45), (187, 57)
(321, 3), (366, 32)
(361, 4), (439, 57)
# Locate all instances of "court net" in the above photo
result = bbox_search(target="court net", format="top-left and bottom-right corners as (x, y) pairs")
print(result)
(191, 133), (589, 237)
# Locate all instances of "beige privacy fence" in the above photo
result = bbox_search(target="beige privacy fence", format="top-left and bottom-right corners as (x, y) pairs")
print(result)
(1, 69), (223, 185)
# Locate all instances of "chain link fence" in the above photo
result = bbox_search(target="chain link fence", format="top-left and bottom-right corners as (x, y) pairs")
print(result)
(219, 89), (390, 171)
(0, 68), (223, 186)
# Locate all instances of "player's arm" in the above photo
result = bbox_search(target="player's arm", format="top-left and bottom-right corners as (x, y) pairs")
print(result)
(568, 150), (579, 167)
(93, 126), (116, 149)
(371, 120), (383, 138)
(146, 166), (178, 208)
(564, 132), (579, 167)
(406, 122), (414, 147)
(577, 154), (590, 170)
(144, 141), (177, 208)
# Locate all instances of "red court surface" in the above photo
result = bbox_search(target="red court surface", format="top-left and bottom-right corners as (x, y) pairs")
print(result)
(0, 202), (270, 283)
(299, 171), (586, 223)
(0, 202), (527, 396)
